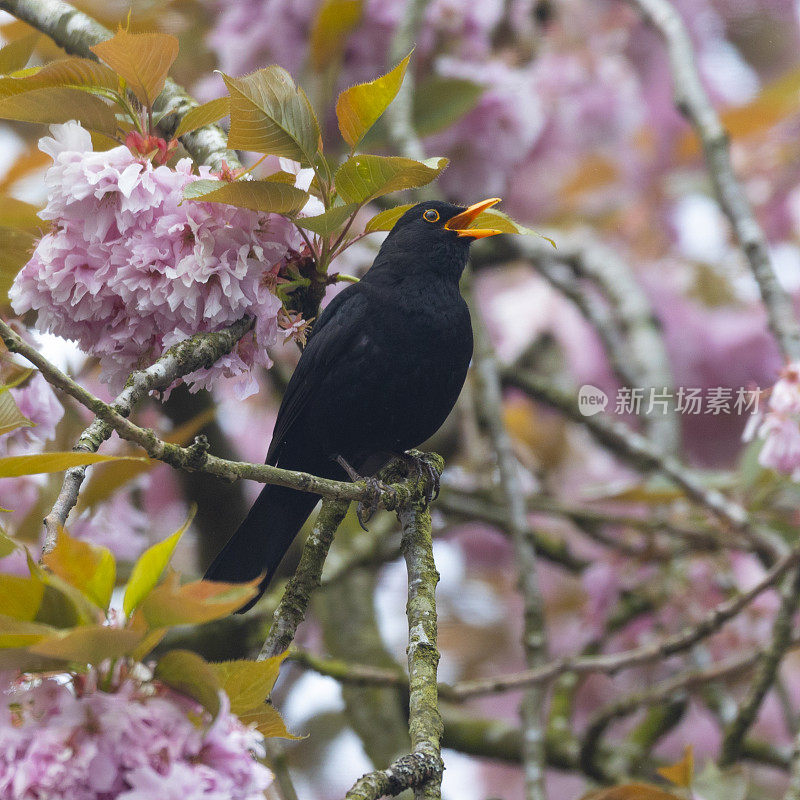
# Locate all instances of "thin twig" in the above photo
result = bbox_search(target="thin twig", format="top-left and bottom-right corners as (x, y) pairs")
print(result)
(471, 291), (548, 800)
(720, 566), (800, 765)
(628, 0), (800, 361)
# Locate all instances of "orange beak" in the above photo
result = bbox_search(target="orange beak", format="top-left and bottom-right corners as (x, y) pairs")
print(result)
(444, 197), (503, 239)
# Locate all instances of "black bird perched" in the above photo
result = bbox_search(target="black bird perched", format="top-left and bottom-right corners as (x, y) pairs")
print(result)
(204, 198), (503, 610)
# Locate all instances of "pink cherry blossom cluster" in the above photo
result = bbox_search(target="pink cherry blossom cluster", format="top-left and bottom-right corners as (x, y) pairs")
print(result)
(10, 121), (300, 399)
(746, 364), (800, 480)
(0, 670), (273, 800)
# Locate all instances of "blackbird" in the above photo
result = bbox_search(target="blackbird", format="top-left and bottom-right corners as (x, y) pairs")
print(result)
(204, 198), (503, 610)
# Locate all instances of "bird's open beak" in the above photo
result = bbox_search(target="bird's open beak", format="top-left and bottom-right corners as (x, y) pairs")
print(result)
(444, 197), (503, 238)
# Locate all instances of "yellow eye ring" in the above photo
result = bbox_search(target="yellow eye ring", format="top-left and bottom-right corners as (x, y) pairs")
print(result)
(423, 209), (440, 223)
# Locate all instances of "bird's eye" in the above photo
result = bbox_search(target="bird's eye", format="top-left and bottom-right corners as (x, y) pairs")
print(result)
(423, 209), (440, 223)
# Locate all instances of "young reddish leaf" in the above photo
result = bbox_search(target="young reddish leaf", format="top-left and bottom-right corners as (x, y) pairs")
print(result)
(222, 67), (321, 166)
(155, 649), (222, 718)
(580, 785), (683, 800)
(0, 452), (148, 478)
(295, 203), (360, 236)
(336, 52), (411, 148)
(0, 32), (39, 75)
(184, 178), (309, 216)
(0, 388), (34, 437)
(657, 746), (694, 788)
(122, 510), (194, 616)
(42, 527), (116, 611)
(309, 0), (363, 72)
(90, 28), (178, 108)
(364, 203), (414, 233)
(139, 571), (261, 627)
(210, 652), (288, 715)
(174, 96), (230, 138)
(28, 625), (143, 664)
(335, 155), (448, 205)
(0, 87), (119, 135)
(0, 574), (44, 621)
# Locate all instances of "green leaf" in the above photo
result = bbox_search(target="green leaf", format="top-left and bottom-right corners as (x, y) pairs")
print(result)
(0, 197), (42, 231)
(364, 203), (414, 233)
(27, 554), (102, 627)
(309, 0), (363, 72)
(335, 155), (448, 204)
(139, 571), (260, 627)
(0, 613), (55, 648)
(155, 649), (222, 717)
(42, 527), (116, 611)
(239, 704), (299, 739)
(210, 652), (287, 714)
(0, 33), (39, 75)
(336, 52), (411, 148)
(467, 208), (556, 247)
(412, 75), (483, 136)
(0, 57), (119, 99)
(295, 203), (359, 236)
(90, 28), (178, 107)
(174, 96), (229, 138)
(184, 178), (309, 215)
(0, 574), (44, 620)
(0, 87), (120, 135)
(690, 761), (748, 800)
(123, 510), (194, 616)
(222, 67), (321, 166)
(0, 529), (18, 559)
(0, 225), (35, 303)
(0, 452), (148, 478)
(0, 387), (34, 436)
(28, 625), (143, 664)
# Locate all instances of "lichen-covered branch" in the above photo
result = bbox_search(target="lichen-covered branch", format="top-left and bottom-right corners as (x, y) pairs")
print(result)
(628, 0), (800, 361)
(346, 464), (444, 800)
(12, 316), (253, 553)
(259, 499), (350, 660)
(471, 297), (548, 800)
(0, 318), (412, 512)
(0, 0), (237, 171)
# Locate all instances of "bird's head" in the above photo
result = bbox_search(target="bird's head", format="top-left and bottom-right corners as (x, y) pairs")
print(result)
(375, 198), (503, 279)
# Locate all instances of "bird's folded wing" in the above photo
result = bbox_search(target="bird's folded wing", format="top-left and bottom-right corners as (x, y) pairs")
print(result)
(266, 285), (368, 465)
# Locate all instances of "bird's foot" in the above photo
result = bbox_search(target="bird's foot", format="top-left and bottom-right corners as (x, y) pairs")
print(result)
(400, 450), (441, 506)
(335, 456), (395, 531)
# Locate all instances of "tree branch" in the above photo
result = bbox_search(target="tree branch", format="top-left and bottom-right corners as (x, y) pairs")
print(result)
(471, 291), (548, 800)
(259, 499), (350, 660)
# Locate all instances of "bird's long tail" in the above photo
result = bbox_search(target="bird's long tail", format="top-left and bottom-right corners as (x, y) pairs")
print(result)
(203, 482), (320, 613)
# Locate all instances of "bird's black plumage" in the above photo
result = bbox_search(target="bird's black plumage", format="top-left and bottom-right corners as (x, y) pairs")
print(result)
(204, 199), (500, 610)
